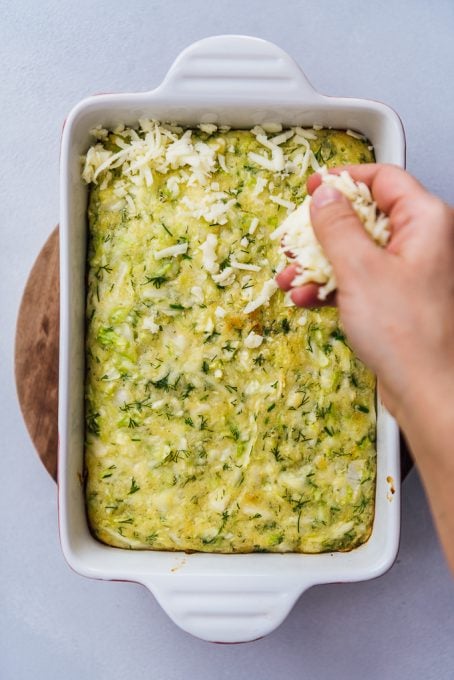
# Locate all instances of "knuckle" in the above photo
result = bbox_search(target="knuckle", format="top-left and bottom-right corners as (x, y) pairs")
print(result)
(424, 197), (453, 236)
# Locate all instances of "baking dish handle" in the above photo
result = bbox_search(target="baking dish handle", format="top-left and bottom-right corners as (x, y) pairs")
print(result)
(158, 34), (322, 102)
(144, 577), (310, 643)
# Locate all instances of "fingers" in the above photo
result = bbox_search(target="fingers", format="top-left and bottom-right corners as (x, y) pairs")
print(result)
(291, 284), (335, 308)
(307, 172), (322, 195)
(276, 183), (383, 303)
(307, 164), (429, 216)
(310, 185), (382, 283)
(276, 266), (336, 307)
(275, 264), (299, 291)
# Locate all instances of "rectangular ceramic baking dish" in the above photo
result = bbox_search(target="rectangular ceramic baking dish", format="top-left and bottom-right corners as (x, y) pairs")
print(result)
(59, 34), (404, 643)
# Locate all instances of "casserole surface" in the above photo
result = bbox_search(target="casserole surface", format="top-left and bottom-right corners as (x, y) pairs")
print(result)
(84, 123), (376, 553)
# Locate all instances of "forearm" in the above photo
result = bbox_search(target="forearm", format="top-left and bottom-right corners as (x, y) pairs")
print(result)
(398, 380), (454, 572)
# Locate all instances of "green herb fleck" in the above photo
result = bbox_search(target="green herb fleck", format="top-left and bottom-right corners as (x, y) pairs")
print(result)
(281, 318), (291, 334)
(271, 445), (283, 461)
(229, 424), (240, 441)
(199, 415), (209, 431)
(86, 411), (100, 436)
(143, 275), (168, 288)
(204, 330), (220, 344)
(182, 383), (195, 399)
(161, 222), (173, 236)
(95, 264), (112, 280)
(219, 256), (231, 271)
(146, 532), (158, 544)
(151, 373), (170, 390)
(128, 478), (140, 494)
(331, 328), (347, 345)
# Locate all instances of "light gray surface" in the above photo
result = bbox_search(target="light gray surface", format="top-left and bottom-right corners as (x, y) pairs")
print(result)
(1, 0), (453, 678)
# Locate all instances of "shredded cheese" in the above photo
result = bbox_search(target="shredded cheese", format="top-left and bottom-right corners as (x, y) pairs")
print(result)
(142, 316), (160, 334)
(294, 126), (318, 140)
(199, 123), (218, 134)
(199, 233), (219, 274)
(166, 175), (181, 196)
(249, 217), (259, 234)
(181, 193), (236, 225)
(230, 259), (261, 272)
(271, 167), (390, 299)
(190, 286), (204, 304)
(154, 243), (188, 260)
(346, 129), (366, 140)
(252, 177), (268, 197)
(261, 122), (282, 133)
(212, 267), (236, 287)
(218, 154), (228, 173)
(243, 279), (279, 314)
(269, 195), (296, 211)
(244, 331), (264, 349)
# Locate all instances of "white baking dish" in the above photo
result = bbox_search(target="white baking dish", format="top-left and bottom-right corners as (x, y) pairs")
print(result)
(59, 34), (404, 643)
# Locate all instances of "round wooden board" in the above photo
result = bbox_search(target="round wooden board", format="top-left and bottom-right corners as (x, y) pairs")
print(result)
(14, 227), (413, 483)
(15, 228), (59, 481)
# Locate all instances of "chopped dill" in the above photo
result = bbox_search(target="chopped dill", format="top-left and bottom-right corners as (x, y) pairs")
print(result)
(128, 478), (140, 494)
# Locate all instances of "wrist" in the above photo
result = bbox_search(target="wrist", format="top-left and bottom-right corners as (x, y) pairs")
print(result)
(391, 367), (454, 460)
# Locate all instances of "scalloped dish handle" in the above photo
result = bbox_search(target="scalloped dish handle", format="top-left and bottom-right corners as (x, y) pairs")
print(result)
(146, 578), (305, 643)
(159, 34), (322, 102)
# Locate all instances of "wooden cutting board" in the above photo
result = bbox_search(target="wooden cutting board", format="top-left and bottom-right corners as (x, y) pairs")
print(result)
(15, 228), (59, 481)
(14, 227), (413, 483)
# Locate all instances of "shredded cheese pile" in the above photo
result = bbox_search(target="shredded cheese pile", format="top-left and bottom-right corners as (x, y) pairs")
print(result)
(83, 121), (322, 192)
(82, 120), (328, 318)
(82, 122), (383, 310)
(271, 168), (390, 299)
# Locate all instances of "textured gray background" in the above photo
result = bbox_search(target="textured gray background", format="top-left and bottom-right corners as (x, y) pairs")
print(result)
(1, 1), (453, 678)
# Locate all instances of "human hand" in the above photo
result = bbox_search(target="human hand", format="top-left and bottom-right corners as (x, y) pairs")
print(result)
(276, 164), (454, 421)
(277, 164), (454, 573)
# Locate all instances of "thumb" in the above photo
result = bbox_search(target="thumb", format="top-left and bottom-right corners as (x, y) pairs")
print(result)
(310, 185), (382, 284)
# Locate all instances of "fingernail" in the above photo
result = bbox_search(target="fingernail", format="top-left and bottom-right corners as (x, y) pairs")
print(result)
(312, 185), (343, 209)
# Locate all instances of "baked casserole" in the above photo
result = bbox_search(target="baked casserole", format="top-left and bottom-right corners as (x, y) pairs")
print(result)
(83, 122), (376, 553)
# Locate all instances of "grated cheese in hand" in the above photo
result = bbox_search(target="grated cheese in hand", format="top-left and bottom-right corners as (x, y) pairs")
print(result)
(271, 167), (390, 300)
